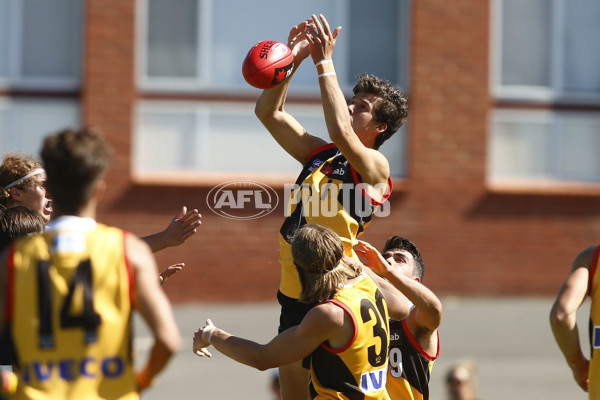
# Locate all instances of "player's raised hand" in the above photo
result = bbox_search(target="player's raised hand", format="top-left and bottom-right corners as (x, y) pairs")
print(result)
(288, 19), (311, 62)
(305, 14), (342, 63)
(165, 206), (202, 247)
(355, 240), (391, 277)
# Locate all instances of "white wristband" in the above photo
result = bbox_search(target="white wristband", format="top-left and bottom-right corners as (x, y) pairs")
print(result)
(202, 326), (216, 344)
(315, 59), (332, 67)
(318, 72), (336, 78)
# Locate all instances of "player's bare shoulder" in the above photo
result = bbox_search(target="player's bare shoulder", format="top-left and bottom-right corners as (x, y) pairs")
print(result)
(124, 232), (157, 272)
(572, 245), (599, 271)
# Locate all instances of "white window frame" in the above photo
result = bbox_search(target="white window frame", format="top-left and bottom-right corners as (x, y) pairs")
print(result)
(0, 0), (83, 91)
(491, 0), (600, 104)
(0, 97), (81, 155)
(135, 0), (410, 95)
(488, 108), (600, 185)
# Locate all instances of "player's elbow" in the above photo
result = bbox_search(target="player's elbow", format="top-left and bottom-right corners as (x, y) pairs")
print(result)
(431, 299), (443, 322)
(424, 305), (443, 330)
(549, 304), (569, 328)
(255, 96), (275, 123)
(254, 362), (272, 372)
(250, 350), (279, 371)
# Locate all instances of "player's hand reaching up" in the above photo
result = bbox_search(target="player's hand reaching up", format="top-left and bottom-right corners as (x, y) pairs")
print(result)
(305, 14), (342, 64)
(354, 240), (392, 278)
(288, 19), (311, 63)
(163, 206), (202, 247)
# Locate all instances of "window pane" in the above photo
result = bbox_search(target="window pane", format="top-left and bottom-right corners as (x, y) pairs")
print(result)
(135, 108), (200, 170)
(348, 0), (400, 84)
(500, 0), (550, 87)
(0, 2), (9, 78)
(560, 118), (600, 181)
(135, 101), (406, 177)
(210, 0), (338, 88)
(0, 99), (80, 154)
(208, 108), (301, 172)
(490, 119), (552, 178)
(21, 0), (81, 78)
(146, 0), (198, 78)
(563, 0), (600, 93)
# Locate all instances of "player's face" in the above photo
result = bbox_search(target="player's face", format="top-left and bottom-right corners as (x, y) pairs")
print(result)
(382, 248), (418, 281)
(14, 175), (53, 223)
(348, 93), (382, 140)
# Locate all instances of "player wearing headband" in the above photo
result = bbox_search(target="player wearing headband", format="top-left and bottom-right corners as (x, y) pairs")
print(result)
(0, 153), (52, 223)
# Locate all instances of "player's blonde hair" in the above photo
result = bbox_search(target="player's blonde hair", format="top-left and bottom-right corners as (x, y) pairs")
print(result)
(292, 224), (362, 304)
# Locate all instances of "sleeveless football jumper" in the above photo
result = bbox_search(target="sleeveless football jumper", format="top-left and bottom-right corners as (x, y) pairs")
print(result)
(309, 273), (391, 399)
(385, 319), (438, 400)
(5, 217), (137, 400)
(279, 143), (392, 299)
(588, 245), (600, 399)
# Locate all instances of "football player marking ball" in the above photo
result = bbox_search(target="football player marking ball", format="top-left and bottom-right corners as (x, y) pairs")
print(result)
(242, 40), (294, 89)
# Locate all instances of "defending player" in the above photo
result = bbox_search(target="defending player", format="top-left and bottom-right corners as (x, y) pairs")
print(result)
(255, 14), (408, 399)
(193, 224), (411, 399)
(0, 127), (180, 399)
(356, 237), (442, 400)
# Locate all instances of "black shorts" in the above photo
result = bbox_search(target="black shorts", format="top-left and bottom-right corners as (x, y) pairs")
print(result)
(277, 291), (316, 333)
(277, 291), (317, 370)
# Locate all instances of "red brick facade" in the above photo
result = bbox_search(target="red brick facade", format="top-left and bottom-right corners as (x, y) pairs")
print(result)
(82, 0), (600, 303)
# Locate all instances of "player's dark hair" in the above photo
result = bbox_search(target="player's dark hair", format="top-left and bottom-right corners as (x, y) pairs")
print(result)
(353, 74), (408, 149)
(41, 127), (112, 215)
(382, 236), (424, 280)
(0, 206), (44, 251)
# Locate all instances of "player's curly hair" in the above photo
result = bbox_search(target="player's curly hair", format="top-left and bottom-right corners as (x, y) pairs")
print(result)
(292, 224), (362, 304)
(0, 153), (44, 208)
(353, 74), (408, 150)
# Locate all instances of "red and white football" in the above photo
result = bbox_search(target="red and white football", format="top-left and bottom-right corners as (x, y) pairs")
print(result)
(242, 40), (294, 89)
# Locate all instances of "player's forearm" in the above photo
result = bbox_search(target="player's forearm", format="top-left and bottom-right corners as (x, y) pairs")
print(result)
(386, 271), (442, 326)
(140, 232), (168, 253)
(209, 329), (274, 371)
(550, 309), (586, 367)
(318, 72), (353, 145)
(138, 339), (179, 390)
(255, 60), (301, 120)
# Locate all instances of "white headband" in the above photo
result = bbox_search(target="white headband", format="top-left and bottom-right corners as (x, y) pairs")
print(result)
(3, 168), (45, 190)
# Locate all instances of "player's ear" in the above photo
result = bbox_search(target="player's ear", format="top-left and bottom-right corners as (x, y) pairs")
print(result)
(376, 122), (387, 134)
(9, 187), (22, 202)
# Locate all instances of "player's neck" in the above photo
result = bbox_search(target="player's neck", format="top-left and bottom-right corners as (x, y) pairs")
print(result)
(52, 202), (96, 220)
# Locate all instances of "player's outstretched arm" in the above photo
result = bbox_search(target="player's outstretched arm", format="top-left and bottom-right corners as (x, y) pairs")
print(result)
(255, 18), (327, 165)
(141, 206), (201, 253)
(550, 246), (596, 392)
(193, 303), (341, 371)
(127, 234), (180, 392)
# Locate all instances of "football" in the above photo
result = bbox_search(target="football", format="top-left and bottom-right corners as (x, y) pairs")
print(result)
(242, 40), (294, 89)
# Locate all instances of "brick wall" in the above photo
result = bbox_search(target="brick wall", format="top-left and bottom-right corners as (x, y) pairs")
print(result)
(82, 0), (600, 303)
